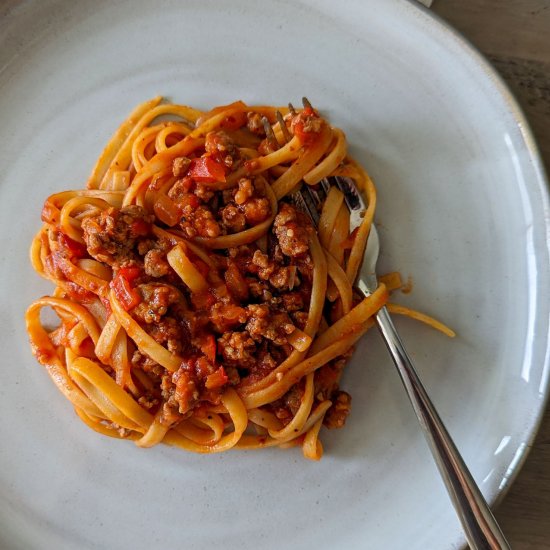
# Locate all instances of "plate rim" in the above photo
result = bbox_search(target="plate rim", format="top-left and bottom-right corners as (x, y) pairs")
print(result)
(402, 0), (550, 512)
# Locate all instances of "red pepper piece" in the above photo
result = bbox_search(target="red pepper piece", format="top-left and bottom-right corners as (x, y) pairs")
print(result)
(59, 233), (88, 259)
(188, 157), (226, 183)
(118, 266), (142, 282)
(111, 270), (142, 310)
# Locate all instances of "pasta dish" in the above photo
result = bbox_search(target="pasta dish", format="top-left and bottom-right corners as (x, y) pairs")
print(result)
(26, 98), (450, 460)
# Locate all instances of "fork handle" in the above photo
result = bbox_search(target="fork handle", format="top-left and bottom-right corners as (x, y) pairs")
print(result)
(374, 306), (510, 550)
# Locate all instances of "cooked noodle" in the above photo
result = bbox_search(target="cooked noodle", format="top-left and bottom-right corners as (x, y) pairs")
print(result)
(26, 98), (450, 460)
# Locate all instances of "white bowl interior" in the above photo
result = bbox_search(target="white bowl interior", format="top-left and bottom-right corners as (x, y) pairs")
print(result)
(0, 1), (548, 549)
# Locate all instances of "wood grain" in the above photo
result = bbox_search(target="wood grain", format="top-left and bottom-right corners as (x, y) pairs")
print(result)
(432, 2), (550, 548)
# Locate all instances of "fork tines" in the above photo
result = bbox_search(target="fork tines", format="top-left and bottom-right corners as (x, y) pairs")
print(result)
(264, 98), (365, 230)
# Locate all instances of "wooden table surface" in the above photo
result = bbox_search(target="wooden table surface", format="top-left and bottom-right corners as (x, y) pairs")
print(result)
(431, 2), (550, 548)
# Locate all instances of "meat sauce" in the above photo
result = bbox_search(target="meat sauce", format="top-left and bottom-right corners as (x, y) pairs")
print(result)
(70, 126), (351, 428)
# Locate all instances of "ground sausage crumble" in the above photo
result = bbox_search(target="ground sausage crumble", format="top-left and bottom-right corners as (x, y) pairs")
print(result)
(75, 127), (352, 429)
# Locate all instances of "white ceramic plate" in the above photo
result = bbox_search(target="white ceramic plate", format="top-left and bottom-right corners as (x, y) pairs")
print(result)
(1, 1), (549, 548)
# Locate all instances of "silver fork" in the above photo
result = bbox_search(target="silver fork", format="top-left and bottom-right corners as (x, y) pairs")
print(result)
(265, 100), (511, 550)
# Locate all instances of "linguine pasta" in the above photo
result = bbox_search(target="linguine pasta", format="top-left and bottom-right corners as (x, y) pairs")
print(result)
(26, 98), (449, 460)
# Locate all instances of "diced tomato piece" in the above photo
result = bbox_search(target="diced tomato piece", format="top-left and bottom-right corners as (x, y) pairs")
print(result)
(200, 334), (217, 363)
(154, 194), (181, 227)
(220, 111), (247, 131)
(111, 271), (142, 310)
(209, 302), (247, 332)
(130, 219), (151, 237)
(193, 356), (212, 379)
(205, 367), (228, 390)
(191, 289), (216, 310)
(59, 233), (88, 259)
(118, 266), (141, 281)
(188, 157), (226, 183)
